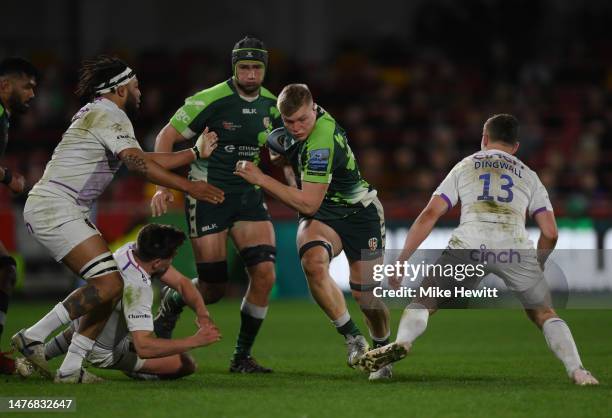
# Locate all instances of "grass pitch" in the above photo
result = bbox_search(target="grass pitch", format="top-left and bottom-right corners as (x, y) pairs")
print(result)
(1, 300), (610, 418)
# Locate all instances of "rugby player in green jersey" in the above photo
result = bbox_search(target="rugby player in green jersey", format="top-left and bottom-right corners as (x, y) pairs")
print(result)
(151, 36), (280, 373)
(0, 57), (37, 374)
(235, 84), (393, 380)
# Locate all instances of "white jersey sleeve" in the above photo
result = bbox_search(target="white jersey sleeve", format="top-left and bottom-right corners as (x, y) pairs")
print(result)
(528, 175), (553, 217)
(94, 107), (140, 156)
(433, 163), (461, 210)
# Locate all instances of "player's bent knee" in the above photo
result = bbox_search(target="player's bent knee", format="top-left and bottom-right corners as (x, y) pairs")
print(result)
(202, 283), (227, 305)
(196, 261), (228, 304)
(0, 255), (17, 290)
(240, 245), (276, 267)
(301, 257), (328, 282)
(181, 353), (197, 376)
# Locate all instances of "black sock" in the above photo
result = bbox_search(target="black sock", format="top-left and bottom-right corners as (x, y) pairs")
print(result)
(233, 311), (264, 359)
(336, 319), (361, 338)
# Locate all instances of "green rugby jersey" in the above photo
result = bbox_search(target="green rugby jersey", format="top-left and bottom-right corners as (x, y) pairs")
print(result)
(0, 102), (9, 158)
(170, 78), (280, 193)
(286, 106), (378, 220)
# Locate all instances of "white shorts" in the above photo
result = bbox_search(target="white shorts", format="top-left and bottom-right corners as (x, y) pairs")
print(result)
(23, 195), (100, 261)
(87, 336), (145, 372)
(434, 249), (551, 308)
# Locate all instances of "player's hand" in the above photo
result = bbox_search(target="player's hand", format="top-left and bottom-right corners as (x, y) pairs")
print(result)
(188, 180), (225, 204)
(150, 188), (174, 217)
(194, 127), (218, 159)
(234, 160), (265, 186)
(8, 172), (26, 194)
(388, 273), (403, 290)
(192, 321), (222, 347)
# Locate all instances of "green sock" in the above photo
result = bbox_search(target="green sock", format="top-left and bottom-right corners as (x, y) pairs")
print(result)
(233, 311), (264, 359)
(372, 336), (390, 348)
(336, 319), (361, 338)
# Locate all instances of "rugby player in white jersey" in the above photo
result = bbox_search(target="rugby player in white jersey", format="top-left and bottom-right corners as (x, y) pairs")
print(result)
(359, 114), (598, 385)
(11, 56), (225, 383)
(17, 224), (221, 382)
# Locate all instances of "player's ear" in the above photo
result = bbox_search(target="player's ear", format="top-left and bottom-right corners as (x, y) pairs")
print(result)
(115, 84), (128, 98)
(512, 141), (520, 154)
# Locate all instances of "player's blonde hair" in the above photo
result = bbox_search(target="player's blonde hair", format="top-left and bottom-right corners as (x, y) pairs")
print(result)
(277, 83), (313, 117)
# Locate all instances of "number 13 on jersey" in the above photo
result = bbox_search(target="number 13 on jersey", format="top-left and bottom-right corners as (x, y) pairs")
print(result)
(477, 173), (514, 202)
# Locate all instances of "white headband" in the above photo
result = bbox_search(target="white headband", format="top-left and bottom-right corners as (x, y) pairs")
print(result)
(95, 67), (135, 94)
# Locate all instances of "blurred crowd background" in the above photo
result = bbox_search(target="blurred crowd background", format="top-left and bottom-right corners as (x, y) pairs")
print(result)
(1, 0), (611, 294)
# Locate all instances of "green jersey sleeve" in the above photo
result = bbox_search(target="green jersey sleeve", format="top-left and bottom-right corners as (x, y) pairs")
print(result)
(169, 82), (233, 139)
(301, 118), (336, 184)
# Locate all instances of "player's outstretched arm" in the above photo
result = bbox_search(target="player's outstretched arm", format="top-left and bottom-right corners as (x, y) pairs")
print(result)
(235, 161), (326, 216)
(131, 325), (221, 359)
(398, 195), (449, 263)
(147, 127), (218, 170)
(118, 147), (224, 204)
(160, 266), (212, 327)
(534, 209), (558, 268)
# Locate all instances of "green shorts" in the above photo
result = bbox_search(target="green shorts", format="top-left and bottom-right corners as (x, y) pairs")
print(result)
(301, 197), (386, 261)
(186, 188), (271, 238)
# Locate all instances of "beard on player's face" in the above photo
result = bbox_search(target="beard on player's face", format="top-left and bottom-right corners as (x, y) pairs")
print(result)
(235, 79), (261, 95)
(8, 91), (32, 115)
(124, 91), (140, 119)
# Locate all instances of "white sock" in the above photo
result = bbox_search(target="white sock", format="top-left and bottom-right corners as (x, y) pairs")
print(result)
(24, 303), (71, 342)
(240, 298), (268, 319)
(331, 311), (351, 328)
(44, 332), (70, 360)
(58, 333), (95, 375)
(542, 317), (583, 376)
(396, 304), (429, 344)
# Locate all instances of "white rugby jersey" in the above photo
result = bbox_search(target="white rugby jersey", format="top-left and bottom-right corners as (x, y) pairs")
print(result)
(93, 242), (154, 350)
(29, 97), (141, 208)
(434, 149), (553, 249)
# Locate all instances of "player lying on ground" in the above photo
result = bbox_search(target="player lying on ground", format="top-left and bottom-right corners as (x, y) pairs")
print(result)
(16, 224), (221, 383)
(358, 114), (598, 386)
(151, 36), (281, 373)
(235, 84), (392, 380)
(0, 57), (38, 374)
(12, 56), (224, 383)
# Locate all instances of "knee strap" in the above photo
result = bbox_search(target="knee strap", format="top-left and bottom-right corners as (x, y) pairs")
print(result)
(197, 261), (228, 284)
(349, 281), (378, 292)
(240, 245), (276, 267)
(80, 252), (118, 280)
(299, 240), (332, 261)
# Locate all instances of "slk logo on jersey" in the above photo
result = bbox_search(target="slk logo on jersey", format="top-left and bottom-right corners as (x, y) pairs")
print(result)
(308, 148), (330, 171)
(368, 237), (378, 251)
(243, 108), (257, 114)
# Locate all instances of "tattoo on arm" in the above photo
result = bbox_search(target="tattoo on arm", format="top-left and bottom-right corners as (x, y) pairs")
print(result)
(123, 154), (148, 175)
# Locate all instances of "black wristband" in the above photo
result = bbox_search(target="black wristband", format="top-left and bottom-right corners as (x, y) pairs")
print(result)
(192, 146), (201, 159)
(0, 167), (12, 185)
